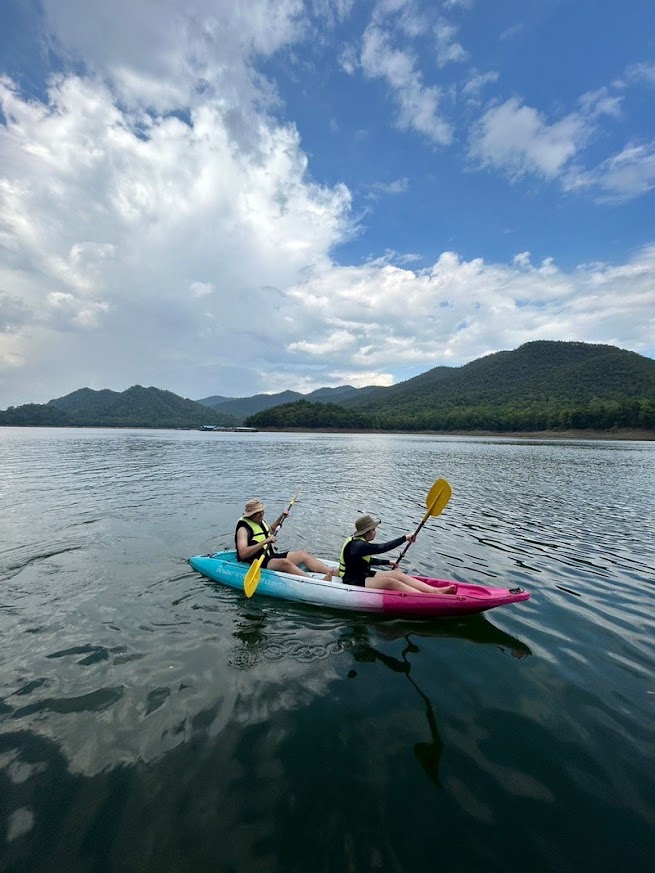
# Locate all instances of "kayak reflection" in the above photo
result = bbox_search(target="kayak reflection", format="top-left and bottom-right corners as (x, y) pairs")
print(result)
(347, 615), (531, 788)
(349, 631), (445, 787)
(372, 613), (532, 660)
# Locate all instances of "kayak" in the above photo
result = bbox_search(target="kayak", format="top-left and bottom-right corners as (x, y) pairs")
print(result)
(188, 550), (530, 617)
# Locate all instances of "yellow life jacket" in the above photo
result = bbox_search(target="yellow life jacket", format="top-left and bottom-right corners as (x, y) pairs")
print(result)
(239, 516), (272, 556)
(339, 535), (370, 576)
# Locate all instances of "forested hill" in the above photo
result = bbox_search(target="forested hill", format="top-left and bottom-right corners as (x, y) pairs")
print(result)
(247, 342), (655, 432)
(342, 342), (655, 414)
(245, 400), (371, 430)
(0, 386), (237, 428)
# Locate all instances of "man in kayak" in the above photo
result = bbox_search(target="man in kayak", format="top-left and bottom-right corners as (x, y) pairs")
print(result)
(339, 514), (457, 594)
(236, 498), (337, 580)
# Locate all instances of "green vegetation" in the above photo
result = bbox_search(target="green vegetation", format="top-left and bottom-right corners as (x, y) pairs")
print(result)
(0, 385), (237, 429)
(245, 397), (655, 432)
(245, 399), (371, 429)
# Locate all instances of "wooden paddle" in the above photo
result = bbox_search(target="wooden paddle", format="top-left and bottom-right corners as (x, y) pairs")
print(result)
(243, 491), (301, 598)
(391, 478), (452, 569)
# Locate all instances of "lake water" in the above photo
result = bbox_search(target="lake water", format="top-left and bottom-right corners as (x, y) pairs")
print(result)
(1, 427), (653, 873)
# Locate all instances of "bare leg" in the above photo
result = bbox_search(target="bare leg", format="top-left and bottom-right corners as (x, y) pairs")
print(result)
(367, 569), (456, 595)
(266, 557), (310, 577)
(286, 550), (335, 580)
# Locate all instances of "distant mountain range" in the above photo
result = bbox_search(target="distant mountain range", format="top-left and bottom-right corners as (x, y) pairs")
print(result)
(196, 384), (365, 420)
(245, 341), (655, 432)
(1, 341), (653, 431)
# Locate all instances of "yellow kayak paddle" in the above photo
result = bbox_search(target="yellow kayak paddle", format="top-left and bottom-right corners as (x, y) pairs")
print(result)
(391, 478), (452, 569)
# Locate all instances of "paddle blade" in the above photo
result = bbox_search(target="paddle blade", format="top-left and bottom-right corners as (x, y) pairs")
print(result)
(425, 478), (452, 517)
(243, 555), (264, 598)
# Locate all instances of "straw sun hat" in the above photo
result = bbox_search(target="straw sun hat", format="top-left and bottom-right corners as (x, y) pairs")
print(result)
(243, 498), (265, 517)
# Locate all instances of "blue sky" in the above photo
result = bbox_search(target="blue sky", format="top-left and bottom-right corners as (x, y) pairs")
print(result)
(1, 0), (654, 406)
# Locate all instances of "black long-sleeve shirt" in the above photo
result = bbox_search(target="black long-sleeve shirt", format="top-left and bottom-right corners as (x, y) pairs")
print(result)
(341, 534), (406, 586)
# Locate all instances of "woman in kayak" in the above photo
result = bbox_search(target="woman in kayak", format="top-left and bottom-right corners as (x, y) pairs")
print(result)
(236, 498), (337, 580)
(339, 514), (457, 594)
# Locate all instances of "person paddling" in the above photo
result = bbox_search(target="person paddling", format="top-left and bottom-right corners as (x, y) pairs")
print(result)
(339, 514), (457, 594)
(235, 498), (336, 580)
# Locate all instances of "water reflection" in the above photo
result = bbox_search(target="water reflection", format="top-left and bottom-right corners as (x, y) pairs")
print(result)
(225, 592), (532, 794)
(346, 616), (531, 789)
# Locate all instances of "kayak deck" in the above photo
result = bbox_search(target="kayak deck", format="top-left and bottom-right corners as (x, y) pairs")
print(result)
(189, 550), (530, 617)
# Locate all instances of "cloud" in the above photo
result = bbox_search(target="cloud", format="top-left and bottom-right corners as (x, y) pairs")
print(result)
(565, 143), (655, 203)
(371, 0), (427, 37)
(0, 292), (31, 334)
(499, 23), (523, 41)
(41, 0), (308, 106)
(434, 19), (468, 68)
(363, 177), (410, 198)
(190, 281), (215, 297)
(276, 245), (655, 389)
(468, 97), (588, 180)
(0, 3), (354, 405)
(360, 24), (452, 145)
(625, 62), (655, 86)
(467, 66), (655, 199)
(461, 70), (499, 107)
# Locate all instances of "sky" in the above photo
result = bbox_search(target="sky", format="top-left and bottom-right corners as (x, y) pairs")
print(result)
(1, 0), (654, 407)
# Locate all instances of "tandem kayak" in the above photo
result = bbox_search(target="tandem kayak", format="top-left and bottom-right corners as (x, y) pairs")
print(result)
(188, 550), (530, 617)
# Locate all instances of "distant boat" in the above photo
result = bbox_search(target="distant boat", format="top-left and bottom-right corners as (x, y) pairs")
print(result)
(198, 425), (257, 432)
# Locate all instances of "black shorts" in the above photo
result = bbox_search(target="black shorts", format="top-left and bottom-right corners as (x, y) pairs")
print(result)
(342, 576), (366, 587)
(262, 551), (288, 569)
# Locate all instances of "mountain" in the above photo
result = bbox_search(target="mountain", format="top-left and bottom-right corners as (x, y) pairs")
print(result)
(2, 386), (237, 428)
(199, 389), (303, 421)
(195, 394), (234, 409)
(196, 384), (378, 423)
(247, 342), (655, 432)
(340, 341), (655, 414)
(48, 387), (122, 414)
(305, 385), (365, 402)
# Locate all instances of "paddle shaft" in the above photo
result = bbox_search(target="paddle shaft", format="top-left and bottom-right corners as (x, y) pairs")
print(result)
(270, 492), (299, 539)
(391, 503), (434, 568)
(391, 485), (449, 569)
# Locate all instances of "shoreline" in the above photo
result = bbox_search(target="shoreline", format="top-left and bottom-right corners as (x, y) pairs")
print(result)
(1, 424), (653, 441)
(259, 427), (655, 441)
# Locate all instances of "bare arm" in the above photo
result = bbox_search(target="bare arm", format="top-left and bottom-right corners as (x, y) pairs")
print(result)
(270, 509), (289, 533)
(236, 526), (276, 562)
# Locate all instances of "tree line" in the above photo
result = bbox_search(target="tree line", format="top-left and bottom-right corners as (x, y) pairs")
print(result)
(245, 397), (655, 432)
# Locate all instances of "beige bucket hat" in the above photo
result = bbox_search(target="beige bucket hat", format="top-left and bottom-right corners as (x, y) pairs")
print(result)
(354, 514), (380, 535)
(243, 498), (265, 517)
